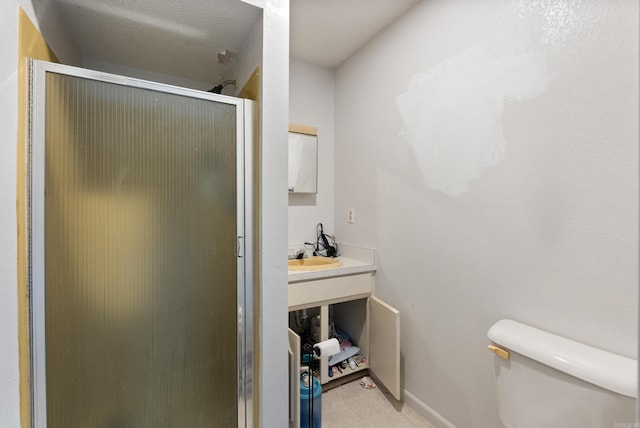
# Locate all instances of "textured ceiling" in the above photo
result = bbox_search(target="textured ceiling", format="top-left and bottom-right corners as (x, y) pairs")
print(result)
(39, 0), (418, 86)
(290, 0), (419, 68)
(52, 0), (261, 84)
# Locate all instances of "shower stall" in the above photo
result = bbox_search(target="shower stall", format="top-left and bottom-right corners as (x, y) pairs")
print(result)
(28, 60), (254, 427)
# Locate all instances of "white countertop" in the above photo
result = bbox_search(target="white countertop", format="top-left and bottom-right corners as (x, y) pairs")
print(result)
(288, 255), (376, 283)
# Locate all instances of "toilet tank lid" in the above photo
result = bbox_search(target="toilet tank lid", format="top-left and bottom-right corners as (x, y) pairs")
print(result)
(488, 319), (637, 399)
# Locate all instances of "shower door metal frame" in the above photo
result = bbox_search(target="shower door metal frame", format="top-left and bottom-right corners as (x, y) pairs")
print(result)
(28, 59), (254, 428)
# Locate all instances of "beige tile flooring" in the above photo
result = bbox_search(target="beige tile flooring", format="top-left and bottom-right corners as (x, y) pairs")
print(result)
(321, 378), (436, 428)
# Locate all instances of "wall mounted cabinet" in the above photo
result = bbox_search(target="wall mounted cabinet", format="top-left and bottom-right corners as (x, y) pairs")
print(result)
(288, 124), (318, 194)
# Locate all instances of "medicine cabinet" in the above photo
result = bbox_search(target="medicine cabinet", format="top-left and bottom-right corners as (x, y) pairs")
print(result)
(288, 124), (318, 194)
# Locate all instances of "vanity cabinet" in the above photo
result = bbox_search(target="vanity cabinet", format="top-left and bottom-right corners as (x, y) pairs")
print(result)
(288, 271), (400, 428)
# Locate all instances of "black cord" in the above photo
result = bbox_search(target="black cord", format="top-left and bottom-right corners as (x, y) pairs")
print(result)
(308, 349), (314, 428)
(207, 79), (236, 94)
(315, 223), (337, 257)
(315, 223), (323, 253)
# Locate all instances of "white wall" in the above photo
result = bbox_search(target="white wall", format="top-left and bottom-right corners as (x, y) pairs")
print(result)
(82, 58), (217, 92)
(0, 0), (20, 425)
(334, 1), (639, 427)
(29, 0), (81, 65)
(235, 11), (262, 96)
(289, 59), (335, 246)
(248, 1), (289, 427)
(85, 9), (266, 97)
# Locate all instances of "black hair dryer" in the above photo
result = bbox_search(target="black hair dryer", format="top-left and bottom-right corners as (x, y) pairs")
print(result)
(315, 223), (337, 257)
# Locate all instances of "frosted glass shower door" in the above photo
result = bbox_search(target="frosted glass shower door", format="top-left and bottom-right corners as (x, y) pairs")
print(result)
(29, 60), (253, 428)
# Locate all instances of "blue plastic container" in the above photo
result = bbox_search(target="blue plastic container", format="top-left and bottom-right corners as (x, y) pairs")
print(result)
(300, 374), (321, 428)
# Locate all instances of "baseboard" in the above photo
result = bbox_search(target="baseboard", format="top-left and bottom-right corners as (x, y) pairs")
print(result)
(403, 389), (457, 428)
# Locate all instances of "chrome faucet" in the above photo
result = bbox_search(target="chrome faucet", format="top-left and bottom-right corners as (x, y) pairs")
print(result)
(288, 249), (306, 260)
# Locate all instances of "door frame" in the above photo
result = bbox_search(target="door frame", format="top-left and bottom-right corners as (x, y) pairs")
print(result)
(28, 59), (254, 427)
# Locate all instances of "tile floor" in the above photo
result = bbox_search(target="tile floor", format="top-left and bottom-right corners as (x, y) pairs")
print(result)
(320, 377), (436, 428)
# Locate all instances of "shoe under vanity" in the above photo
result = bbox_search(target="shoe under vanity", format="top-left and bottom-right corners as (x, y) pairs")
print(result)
(287, 245), (400, 428)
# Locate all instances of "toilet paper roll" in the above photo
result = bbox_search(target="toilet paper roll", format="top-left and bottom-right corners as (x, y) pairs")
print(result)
(313, 338), (340, 358)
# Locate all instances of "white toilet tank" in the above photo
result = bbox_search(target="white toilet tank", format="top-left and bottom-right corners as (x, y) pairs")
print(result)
(488, 319), (637, 428)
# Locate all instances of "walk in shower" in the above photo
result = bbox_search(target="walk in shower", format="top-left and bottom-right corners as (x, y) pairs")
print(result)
(28, 60), (254, 427)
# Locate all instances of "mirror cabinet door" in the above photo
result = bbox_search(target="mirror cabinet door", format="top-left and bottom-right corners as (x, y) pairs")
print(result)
(288, 124), (318, 194)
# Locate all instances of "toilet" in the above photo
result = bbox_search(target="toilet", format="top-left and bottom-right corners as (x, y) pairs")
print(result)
(488, 319), (637, 428)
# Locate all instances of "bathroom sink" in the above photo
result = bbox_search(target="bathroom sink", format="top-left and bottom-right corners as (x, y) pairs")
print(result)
(288, 256), (342, 271)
